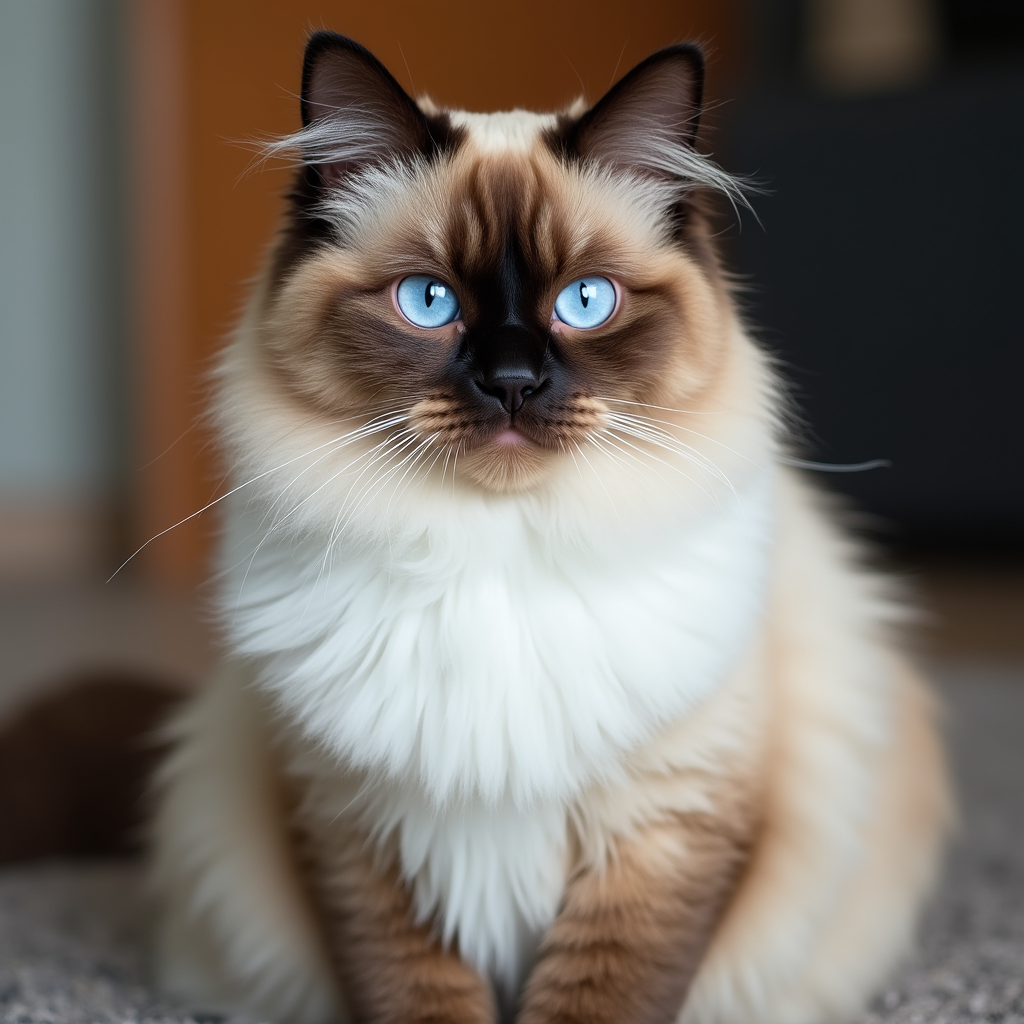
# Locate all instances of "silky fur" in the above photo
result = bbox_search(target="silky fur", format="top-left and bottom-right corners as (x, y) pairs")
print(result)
(151, 38), (951, 1024)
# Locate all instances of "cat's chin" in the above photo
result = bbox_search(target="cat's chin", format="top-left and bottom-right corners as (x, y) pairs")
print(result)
(459, 433), (554, 493)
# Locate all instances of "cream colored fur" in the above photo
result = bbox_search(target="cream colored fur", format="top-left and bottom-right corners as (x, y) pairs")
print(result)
(150, 96), (950, 1024)
(152, 471), (949, 1024)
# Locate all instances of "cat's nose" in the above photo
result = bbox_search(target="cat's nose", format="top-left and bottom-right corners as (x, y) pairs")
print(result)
(476, 372), (544, 414)
(466, 325), (548, 415)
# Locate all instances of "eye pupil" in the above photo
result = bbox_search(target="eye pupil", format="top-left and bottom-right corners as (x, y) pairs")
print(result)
(423, 281), (447, 307)
(579, 282), (590, 308)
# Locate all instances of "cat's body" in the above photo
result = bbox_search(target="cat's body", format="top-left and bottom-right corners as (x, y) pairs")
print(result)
(151, 34), (951, 1024)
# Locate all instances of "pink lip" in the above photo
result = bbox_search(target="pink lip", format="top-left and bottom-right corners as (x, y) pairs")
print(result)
(494, 427), (529, 446)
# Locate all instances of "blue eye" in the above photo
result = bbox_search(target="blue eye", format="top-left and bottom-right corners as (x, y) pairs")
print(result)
(553, 276), (616, 329)
(396, 275), (461, 328)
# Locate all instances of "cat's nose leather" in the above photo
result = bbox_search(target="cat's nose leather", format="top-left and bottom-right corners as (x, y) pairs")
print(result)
(467, 325), (548, 415)
(476, 373), (543, 414)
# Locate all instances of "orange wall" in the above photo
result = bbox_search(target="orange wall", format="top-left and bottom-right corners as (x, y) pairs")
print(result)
(132, 0), (742, 585)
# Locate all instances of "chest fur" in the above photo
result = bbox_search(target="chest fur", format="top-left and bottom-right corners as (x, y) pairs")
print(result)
(225, 478), (772, 983)
(300, 771), (572, 993)
(224, 480), (770, 806)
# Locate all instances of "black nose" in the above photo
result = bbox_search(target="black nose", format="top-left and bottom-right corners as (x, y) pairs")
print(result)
(477, 373), (543, 414)
(466, 324), (549, 415)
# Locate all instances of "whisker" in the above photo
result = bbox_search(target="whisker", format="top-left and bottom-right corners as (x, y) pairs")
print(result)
(306, 439), (420, 593)
(108, 409), (412, 581)
(382, 435), (446, 555)
(572, 438), (622, 519)
(600, 405), (753, 464)
(605, 428), (736, 505)
(600, 428), (718, 504)
(317, 430), (425, 558)
(306, 430), (421, 557)
(317, 441), (429, 575)
(247, 413), (413, 539)
(339, 429), (422, 512)
(587, 433), (699, 513)
(781, 456), (891, 473)
(449, 440), (463, 493)
(439, 440), (456, 490)
(208, 404), (408, 507)
(605, 414), (734, 486)
(560, 438), (586, 486)
(238, 414), (415, 554)
(386, 434), (441, 520)
(594, 396), (724, 417)
(313, 431), (435, 592)
(253, 431), (422, 613)
(234, 430), (416, 610)
(404, 436), (449, 499)
(586, 434), (649, 484)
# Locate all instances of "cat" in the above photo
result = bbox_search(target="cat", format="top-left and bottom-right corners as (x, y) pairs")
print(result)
(150, 31), (951, 1024)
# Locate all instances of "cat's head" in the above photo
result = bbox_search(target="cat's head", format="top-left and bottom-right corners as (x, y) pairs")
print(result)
(221, 33), (769, 529)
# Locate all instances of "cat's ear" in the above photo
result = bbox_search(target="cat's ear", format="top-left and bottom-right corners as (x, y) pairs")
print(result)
(297, 32), (436, 187)
(561, 44), (706, 177)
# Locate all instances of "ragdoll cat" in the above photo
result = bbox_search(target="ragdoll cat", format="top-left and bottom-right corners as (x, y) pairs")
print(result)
(151, 31), (951, 1024)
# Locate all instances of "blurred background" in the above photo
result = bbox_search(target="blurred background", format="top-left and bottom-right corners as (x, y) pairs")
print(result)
(0, 0), (1021, 860)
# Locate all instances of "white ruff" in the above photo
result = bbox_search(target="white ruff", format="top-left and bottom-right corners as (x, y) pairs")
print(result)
(218, 470), (773, 985)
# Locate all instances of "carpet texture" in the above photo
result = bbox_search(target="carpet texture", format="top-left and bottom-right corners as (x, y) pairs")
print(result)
(1, 666), (1021, 1024)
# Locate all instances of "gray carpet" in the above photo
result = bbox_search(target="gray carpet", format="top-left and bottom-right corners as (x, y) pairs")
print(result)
(1, 666), (1021, 1024)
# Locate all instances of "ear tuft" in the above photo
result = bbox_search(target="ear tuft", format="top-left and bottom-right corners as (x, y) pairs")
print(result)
(574, 44), (706, 163)
(271, 32), (436, 188)
(555, 44), (746, 204)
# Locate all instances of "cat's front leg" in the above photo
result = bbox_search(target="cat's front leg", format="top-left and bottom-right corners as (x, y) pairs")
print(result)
(516, 812), (753, 1024)
(296, 822), (498, 1024)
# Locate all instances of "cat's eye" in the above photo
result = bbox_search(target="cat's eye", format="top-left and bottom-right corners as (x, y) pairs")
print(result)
(395, 275), (461, 328)
(552, 277), (617, 329)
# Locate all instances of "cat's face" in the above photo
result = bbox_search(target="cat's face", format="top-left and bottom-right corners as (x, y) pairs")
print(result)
(236, 34), (754, 502)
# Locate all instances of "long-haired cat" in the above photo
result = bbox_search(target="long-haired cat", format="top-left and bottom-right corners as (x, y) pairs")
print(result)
(150, 32), (951, 1024)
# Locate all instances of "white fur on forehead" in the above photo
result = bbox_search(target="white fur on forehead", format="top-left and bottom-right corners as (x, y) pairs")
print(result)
(447, 109), (559, 153)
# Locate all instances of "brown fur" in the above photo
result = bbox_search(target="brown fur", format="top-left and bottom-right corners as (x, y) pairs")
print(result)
(294, 816), (498, 1024)
(258, 145), (730, 494)
(288, 750), (758, 1024)
(518, 811), (756, 1024)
